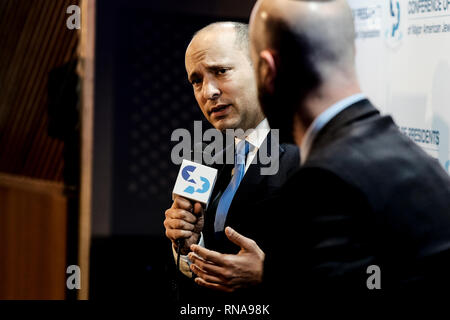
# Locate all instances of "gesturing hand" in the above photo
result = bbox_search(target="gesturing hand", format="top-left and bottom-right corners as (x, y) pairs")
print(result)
(188, 227), (265, 292)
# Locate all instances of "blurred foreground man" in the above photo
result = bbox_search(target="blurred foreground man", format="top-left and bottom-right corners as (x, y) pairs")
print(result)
(163, 22), (299, 303)
(249, 0), (450, 300)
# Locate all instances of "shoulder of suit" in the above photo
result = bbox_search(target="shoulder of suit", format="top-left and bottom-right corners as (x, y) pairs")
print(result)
(280, 143), (299, 154)
(280, 143), (300, 160)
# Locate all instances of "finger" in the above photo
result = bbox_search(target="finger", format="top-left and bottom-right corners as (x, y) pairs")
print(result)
(190, 264), (227, 285)
(188, 252), (228, 277)
(225, 227), (257, 251)
(165, 218), (195, 231)
(194, 277), (234, 293)
(173, 196), (193, 211)
(165, 229), (192, 241)
(190, 244), (228, 266)
(165, 208), (197, 224)
(193, 202), (204, 217)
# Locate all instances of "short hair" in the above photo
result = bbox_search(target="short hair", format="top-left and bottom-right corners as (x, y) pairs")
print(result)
(192, 22), (250, 57)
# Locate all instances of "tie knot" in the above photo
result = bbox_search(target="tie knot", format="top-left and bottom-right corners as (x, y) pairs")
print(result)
(236, 140), (250, 165)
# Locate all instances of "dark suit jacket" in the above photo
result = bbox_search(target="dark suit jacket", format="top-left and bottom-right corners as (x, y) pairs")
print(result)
(269, 99), (450, 302)
(178, 131), (300, 303)
(203, 132), (300, 254)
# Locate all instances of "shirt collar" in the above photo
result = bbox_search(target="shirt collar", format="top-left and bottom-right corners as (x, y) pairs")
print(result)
(235, 118), (270, 150)
(300, 93), (366, 164)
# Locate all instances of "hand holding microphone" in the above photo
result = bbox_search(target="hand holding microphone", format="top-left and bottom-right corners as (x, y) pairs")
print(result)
(164, 195), (204, 255)
(164, 159), (218, 255)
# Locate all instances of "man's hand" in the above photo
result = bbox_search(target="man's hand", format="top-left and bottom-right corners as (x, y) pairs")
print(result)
(164, 196), (204, 255)
(188, 227), (265, 292)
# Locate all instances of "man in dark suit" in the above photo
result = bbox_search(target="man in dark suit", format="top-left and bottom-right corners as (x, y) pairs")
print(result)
(163, 21), (299, 300)
(249, 0), (450, 297)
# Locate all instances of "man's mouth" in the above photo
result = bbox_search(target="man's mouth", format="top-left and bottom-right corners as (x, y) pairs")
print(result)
(210, 104), (232, 118)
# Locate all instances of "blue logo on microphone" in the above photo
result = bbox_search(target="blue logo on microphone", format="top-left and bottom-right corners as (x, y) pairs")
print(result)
(181, 165), (211, 194)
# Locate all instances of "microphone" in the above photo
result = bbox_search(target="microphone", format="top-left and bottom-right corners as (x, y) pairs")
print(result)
(172, 145), (218, 251)
(173, 160), (218, 208)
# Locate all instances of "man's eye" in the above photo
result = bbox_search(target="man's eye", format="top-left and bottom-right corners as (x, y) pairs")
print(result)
(191, 79), (201, 85)
(217, 68), (228, 75)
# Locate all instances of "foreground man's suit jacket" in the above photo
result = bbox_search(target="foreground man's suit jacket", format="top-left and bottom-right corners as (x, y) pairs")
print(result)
(268, 99), (450, 301)
(178, 132), (300, 303)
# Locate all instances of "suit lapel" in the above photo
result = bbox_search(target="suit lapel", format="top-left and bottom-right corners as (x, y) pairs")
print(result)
(207, 131), (287, 229)
(207, 141), (234, 214)
(227, 132), (286, 217)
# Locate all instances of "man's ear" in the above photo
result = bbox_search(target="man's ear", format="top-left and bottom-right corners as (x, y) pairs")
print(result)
(259, 49), (277, 94)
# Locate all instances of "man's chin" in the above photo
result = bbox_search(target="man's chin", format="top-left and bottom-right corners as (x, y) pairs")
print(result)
(213, 118), (239, 132)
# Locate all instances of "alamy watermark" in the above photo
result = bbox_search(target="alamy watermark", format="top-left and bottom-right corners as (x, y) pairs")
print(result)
(366, 264), (381, 290)
(66, 265), (81, 290)
(171, 121), (280, 175)
(66, 5), (81, 30)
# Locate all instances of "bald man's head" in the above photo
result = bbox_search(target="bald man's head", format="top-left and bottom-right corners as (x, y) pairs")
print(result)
(190, 22), (251, 61)
(251, 0), (356, 84)
(249, 0), (358, 142)
(184, 22), (264, 131)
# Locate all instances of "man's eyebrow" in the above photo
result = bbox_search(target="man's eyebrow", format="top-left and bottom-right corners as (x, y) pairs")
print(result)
(206, 64), (230, 71)
(188, 64), (232, 82)
(188, 71), (200, 82)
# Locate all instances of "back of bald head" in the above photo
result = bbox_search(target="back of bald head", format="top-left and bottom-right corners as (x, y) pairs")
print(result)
(255, 0), (356, 84)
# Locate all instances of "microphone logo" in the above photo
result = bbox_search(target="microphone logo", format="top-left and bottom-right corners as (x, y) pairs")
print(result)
(181, 165), (211, 195)
(173, 159), (218, 207)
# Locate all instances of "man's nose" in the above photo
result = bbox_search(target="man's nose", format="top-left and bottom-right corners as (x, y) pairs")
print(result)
(202, 79), (221, 100)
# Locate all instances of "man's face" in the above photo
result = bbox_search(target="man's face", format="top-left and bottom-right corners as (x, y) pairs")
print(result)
(185, 28), (264, 132)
